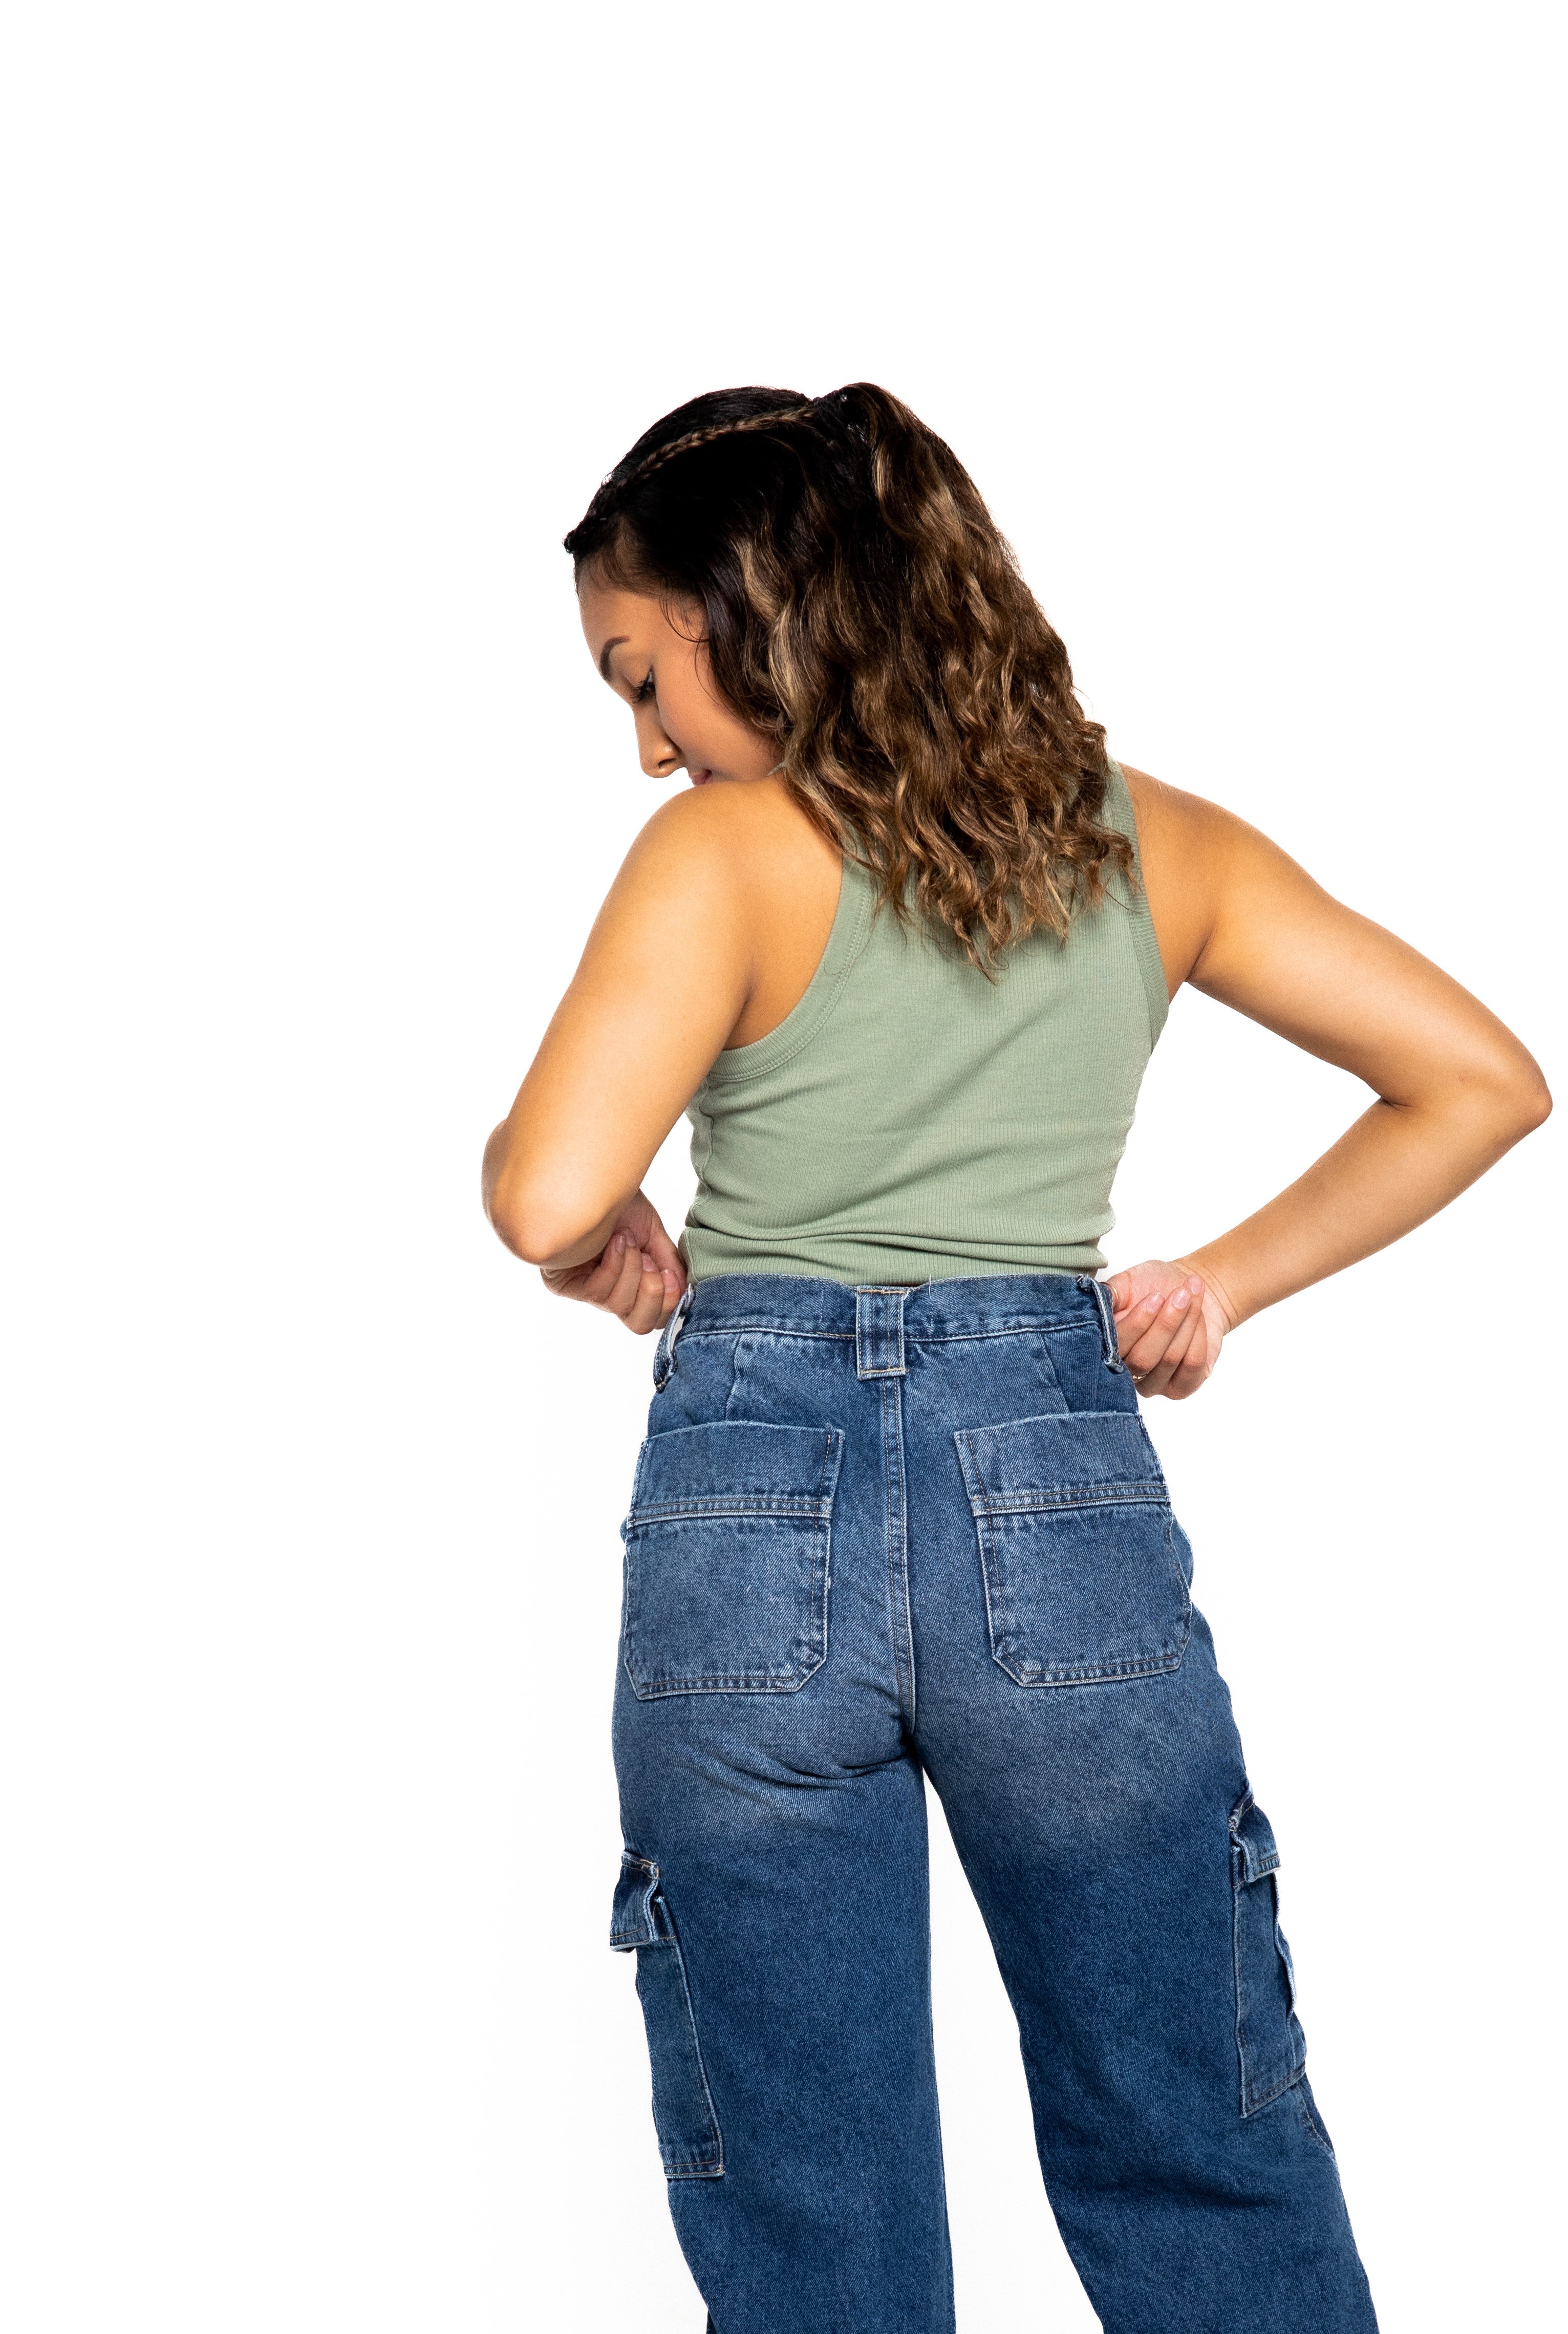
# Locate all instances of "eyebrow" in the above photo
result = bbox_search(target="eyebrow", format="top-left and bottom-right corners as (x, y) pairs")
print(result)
(597, 634), (629, 682)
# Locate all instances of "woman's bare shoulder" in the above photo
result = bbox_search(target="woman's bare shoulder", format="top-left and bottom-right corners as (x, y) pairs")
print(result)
(609, 779), (841, 1049)
(1116, 762), (1304, 993)
(625, 774), (838, 898)
(1115, 763), (1226, 992)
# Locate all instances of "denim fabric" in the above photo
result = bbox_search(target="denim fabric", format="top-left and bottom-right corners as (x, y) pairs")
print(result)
(611, 1276), (1376, 2334)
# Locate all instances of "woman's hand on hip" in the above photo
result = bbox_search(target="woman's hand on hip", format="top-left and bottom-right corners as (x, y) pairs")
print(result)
(1106, 1260), (1235, 1399)
(539, 1190), (687, 1335)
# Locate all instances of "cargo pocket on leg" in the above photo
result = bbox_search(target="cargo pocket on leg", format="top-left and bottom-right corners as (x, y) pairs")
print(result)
(1230, 1793), (1307, 2115)
(611, 1852), (724, 2179)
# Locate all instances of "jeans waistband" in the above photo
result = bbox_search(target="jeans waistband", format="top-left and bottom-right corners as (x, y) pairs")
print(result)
(653, 1272), (1124, 1387)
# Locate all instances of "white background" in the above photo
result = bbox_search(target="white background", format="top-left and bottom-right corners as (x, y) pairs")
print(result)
(3, 4), (1563, 2329)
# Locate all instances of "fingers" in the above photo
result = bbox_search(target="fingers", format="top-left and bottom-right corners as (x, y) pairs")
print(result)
(1143, 1305), (1209, 1400)
(574, 1234), (643, 1309)
(539, 1227), (683, 1334)
(1113, 1268), (1180, 1359)
(624, 1251), (677, 1336)
(639, 1212), (686, 1284)
(1164, 1289), (1227, 1400)
(1163, 1315), (1214, 1400)
(597, 1232), (681, 1334)
(1121, 1276), (1207, 1394)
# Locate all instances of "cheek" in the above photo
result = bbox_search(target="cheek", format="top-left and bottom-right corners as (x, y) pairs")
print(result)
(672, 680), (772, 767)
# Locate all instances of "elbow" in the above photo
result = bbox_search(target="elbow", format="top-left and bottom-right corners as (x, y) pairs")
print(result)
(481, 1127), (544, 1264)
(481, 1130), (605, 1267)
(501, 1210), (586, 1270)
(1512, 1069), (1553, 1138)
(1398, 1054), (1552, 1158)
(1469, 1059), (1553, 1152)
(483, 1170), (576, 1268)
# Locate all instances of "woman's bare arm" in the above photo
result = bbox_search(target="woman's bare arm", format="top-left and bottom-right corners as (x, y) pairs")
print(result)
(1111, 768), (1551, 1394)
(482, 790), (754, 1268)
(481, 777), (839, 1331)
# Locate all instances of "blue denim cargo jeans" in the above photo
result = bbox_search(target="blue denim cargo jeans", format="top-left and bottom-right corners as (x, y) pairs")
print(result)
(610, 1276), (1377, 2333)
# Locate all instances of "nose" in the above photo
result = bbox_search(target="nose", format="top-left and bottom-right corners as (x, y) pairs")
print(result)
(635, 703), (682, 780)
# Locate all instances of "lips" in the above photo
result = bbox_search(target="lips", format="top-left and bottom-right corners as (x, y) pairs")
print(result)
(690, 769), (714, 786)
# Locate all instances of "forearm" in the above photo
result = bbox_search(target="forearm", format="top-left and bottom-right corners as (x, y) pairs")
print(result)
(1183, 1083), (1548, 1329)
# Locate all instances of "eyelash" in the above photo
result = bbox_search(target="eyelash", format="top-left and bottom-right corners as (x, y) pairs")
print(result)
(633, 670), (656, 704)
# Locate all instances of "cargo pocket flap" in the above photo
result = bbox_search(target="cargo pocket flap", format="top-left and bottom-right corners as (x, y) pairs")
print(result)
(628, 1420), (844, 1524)
(956, 1411), (1166, 1514)
(1231, 1797), (1281, 1886)
(610, 1851), (665, 1950)
(609, 1853), (724, 2179)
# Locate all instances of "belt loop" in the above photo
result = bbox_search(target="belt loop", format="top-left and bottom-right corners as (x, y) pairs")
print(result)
(855, 1287), (908, 1379)
(1078, 1274), (1125, 1373)
(652, 1282), (694, 1389)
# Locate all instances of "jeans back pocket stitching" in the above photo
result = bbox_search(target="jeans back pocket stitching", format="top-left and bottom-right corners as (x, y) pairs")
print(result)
(621, 1424), (843, 1698)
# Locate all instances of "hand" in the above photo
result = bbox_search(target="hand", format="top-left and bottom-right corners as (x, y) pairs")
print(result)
(1106, 1259), (1235, 1400)
(539, 1190), (687, 1335)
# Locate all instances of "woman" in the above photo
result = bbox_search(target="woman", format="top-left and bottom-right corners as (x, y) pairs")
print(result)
(482, 384), (1548, 2334)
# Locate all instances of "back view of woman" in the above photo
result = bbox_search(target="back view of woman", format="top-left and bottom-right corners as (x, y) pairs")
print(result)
(483, 384), (1548, 2334)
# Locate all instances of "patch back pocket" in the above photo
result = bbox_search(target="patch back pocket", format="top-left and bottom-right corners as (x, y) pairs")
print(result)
(621, 1420), (844, 1697)
(1230, 1794), (1307, 2115)
(955, 1411), (1191, 1685)
(611, 1852), (723, 2179)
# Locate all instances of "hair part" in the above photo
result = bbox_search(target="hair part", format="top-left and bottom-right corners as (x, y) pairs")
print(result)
(564, 383), (1132, 966)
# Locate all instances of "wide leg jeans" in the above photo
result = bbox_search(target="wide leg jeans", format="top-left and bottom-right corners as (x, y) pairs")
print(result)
(610, 1275), (1377, 2333)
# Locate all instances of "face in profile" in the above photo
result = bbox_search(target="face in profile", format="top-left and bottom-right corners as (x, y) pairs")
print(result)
(577, 572), (780, 788)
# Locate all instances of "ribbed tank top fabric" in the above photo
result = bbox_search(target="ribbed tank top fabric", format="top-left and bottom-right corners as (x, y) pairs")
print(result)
(679, 759), (1169, 1286)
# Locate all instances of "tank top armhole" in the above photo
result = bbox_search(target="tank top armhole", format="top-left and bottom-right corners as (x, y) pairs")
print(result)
(1103, 758), (1171, 1050)
(696, 855), (877, 1090)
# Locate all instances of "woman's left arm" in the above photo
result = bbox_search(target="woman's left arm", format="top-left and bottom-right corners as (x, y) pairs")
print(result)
(1110, 770), (1552, 1393)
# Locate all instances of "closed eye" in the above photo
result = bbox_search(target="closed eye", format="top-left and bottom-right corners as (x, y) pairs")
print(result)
(633, 670), (656, 705)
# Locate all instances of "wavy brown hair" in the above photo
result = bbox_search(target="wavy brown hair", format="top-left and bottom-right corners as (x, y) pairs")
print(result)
(564, 383), (1132, 965)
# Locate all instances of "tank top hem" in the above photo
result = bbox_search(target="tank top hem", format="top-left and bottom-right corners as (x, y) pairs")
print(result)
(681, 1242), (1104, 1287)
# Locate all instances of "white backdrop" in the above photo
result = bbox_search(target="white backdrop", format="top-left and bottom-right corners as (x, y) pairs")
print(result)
(4, 5), (1563, 2329)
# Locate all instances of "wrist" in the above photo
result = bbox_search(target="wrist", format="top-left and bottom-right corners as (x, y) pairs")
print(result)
(1174, 1252), (1244, 1334)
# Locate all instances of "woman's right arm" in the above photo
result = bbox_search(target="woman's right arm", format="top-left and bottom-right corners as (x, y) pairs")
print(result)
(1109, 769), (1551, 1396)
(481, 786), (762, 1333)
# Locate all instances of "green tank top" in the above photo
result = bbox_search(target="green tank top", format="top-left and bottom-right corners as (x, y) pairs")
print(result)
(680, 760), (1168, 1285)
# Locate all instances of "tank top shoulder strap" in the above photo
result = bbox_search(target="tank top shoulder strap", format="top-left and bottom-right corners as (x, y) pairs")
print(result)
(1101, 758), (1170, 1047)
